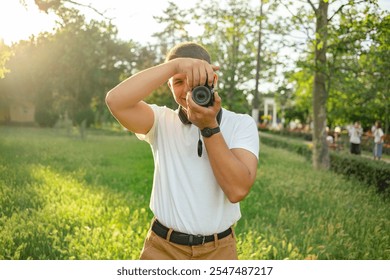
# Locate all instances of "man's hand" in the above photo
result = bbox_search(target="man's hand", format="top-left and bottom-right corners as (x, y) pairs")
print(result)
(173, 58), (219, 88)
(186, 91), (222, 130)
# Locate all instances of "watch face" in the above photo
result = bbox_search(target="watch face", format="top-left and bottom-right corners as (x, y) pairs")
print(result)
(203, 128), (212, 137)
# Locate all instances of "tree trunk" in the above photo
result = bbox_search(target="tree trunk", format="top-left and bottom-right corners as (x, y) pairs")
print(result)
(252, 0), (264, 124)
(312, 0), (330, 170)
(384, 81), (389, 135)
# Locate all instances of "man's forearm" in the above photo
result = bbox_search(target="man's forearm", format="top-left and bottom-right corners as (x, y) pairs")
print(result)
(106, 62), (175, 110)
(203, 133), (256, 203)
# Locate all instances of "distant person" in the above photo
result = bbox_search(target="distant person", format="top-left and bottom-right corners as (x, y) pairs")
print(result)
(325, 126), (334, 147)
(326, 135), (334, 144)
(372, 121), (384, 160)
(348, 121), (363, 155)
(105, 42), (259, 259)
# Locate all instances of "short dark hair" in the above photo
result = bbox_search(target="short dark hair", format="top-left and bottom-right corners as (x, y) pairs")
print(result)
(165, 42), (211, 63)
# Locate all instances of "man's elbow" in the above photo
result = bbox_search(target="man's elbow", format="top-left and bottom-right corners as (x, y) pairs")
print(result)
(105, 91), (115, 109)
(226, 185), (251, 203)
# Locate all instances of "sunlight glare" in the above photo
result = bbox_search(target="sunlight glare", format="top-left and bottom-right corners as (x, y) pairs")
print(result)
(0, 0), (57, 44)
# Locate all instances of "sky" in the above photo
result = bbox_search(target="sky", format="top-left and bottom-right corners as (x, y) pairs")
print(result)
(0, 0), (199, 45)
(1, 0), (389, 46)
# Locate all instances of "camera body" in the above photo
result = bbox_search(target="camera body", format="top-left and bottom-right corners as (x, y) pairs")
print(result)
(191, 83), (214, 107)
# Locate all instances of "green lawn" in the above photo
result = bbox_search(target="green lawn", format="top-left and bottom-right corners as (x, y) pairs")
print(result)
(0, 126), (389, 259)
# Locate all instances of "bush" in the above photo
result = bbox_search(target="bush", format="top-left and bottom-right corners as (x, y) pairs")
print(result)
(260, 133), (312, 160)
(35, 108), (59, 127)
(74, 108), (95, 128)
(329, 153), (390, 194)
(260, 132), (390, 193)
(259, 127), (313, 141)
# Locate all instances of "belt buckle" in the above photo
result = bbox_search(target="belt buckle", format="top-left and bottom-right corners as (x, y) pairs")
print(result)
(188, 234), (205, 246)
(197, 234), (206, 245)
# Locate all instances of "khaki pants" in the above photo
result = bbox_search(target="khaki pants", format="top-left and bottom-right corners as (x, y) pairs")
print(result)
(140, 227), (238, 260)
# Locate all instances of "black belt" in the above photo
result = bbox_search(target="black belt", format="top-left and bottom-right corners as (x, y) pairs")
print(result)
(151, 219), (232, 246)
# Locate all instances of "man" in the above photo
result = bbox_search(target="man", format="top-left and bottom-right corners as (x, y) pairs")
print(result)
(106, 42), (259, 259)
(348, 121), (363, 155)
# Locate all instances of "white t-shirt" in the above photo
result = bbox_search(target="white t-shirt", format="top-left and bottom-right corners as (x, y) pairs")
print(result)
(136, 105), (259, 235)
(373, 128), (384, 144)
(348, 126), (362, 144)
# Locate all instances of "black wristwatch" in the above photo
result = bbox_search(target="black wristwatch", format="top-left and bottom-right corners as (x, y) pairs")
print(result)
(201, 126), (220, 138)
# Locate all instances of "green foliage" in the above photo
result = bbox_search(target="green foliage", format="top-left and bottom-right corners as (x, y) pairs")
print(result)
(329, 152), (390, 193)
(34, 106), (59, 127)
(326, 6), (389, 130)
(0, 6), (141, 127)
(191, 0), (269, 113)
(74, 108), (95, 127)
(152, 1), (191, 54)
(260, 132), (312, 160)
(284, 69), (314, 125)
(3, 1), (389, 134)
(259, 127), (313, 141)
(0, 40), (11, 79)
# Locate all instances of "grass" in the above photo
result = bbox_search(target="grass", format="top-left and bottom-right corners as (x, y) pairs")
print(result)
(0, 126), (389, 259)
(238, 144), (389, 259)
(0, 127), (153, 259)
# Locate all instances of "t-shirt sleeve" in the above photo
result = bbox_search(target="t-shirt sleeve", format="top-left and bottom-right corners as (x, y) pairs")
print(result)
(135, 104), (160, 144)
(230, 115), (260, 159)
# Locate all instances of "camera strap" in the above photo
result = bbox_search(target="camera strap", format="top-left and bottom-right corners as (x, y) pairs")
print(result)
(178, 106), (222, 157)
(178, 106), (191, 125)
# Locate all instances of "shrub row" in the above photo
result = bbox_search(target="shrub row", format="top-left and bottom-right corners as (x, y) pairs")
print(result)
(329, 153), (390, 193)
(260, 132), (390, 194)
(259, 127), (390, 156)
(260, 133), (312, 160)
(259, 127), (313, 141)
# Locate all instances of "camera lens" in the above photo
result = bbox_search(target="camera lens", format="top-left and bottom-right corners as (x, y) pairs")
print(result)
(192, 86), (211, 106)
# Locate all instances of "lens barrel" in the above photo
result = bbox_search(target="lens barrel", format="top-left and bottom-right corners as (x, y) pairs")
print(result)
(192, 85), (213, 107)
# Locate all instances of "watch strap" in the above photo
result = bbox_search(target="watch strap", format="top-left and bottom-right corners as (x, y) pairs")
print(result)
(201, 126), (220, 138)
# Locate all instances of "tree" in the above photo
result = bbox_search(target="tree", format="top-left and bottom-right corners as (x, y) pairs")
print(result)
(280, 0), (382, 170)
(0, 41), (11, 79)
(252, 0), (283, 123)
(147, 1), (192, 109)
(252, 1), (265, 124)
(284, 68), (314, 125)
(310, 0), (330, 170)
(152, 1), (191, 61)
(150, 0), (266, 112)
(325, 4), (388, 130)
(40, 7), (121, 126)
(190, 0), (259, 113)
(0, 41), (12, 120)
(21, 0), (108, 18)
(3, 2), (143, 128)
(362, 14), (390, 133)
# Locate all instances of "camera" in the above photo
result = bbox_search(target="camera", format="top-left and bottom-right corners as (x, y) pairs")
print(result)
(192, 82), (214, 107)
